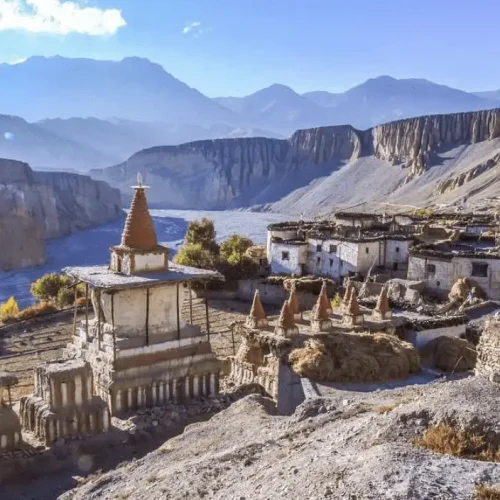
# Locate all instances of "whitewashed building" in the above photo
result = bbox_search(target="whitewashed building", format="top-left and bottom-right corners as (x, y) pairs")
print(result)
(408, 245), (500, 300)
(267, 220), (413, 280)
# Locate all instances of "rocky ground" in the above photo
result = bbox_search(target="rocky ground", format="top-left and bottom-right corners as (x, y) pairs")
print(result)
(19, 376), (492, 500)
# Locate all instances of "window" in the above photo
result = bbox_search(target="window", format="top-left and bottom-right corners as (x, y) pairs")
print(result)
(436, 281), (441, 287)
(393, 262), (398, 271)
(472, 262), (488, 278)
(316, 244), (322, 252)
(329, 244), (337, 254)
(329, 259), (333, 267)
(395, 247), (400, 253)
(281, 251), (289, 261)
(426, 264), (436, 274)
(365, 247), (369, 254)
(317, 257), (321, 265)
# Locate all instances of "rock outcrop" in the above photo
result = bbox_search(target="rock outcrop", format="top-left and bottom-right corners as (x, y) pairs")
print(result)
(0, 159), (123, 271)
(91, 109), (500, 210)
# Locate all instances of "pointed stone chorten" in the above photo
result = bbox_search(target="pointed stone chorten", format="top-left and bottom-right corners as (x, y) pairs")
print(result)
(343, 288), (364, 326)
(110, 174), (169, 275)
(372, 286), (392, 321)
(274, 300), (298, 338)
(311, 291), (332, 332)
(319, 280), (332, 315)
(245, 290), (268, 329)
(341, 280), (353, 311)
(288, 284), (302, 321)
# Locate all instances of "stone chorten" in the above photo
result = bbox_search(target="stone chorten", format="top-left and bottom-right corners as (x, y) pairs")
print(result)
(343, 288), (364, 326)
(372, 286), (392, 321)
(319, 280), (332, 315)
(245, 290), (268, 329)
(110, 174), (169, 275)
(311, 292), (332, 332)
(288, 285), (302, 321)
(274, 300), (298, 338)
(341, 280), (353, 311)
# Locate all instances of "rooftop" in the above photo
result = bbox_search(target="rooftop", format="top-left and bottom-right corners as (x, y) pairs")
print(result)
(64, 262), (223, 290)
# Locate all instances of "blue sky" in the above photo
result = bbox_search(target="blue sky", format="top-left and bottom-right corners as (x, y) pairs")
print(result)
(1, 0), (500, 97)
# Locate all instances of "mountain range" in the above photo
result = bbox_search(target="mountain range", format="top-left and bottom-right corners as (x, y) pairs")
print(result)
(1, 56), (500, 172)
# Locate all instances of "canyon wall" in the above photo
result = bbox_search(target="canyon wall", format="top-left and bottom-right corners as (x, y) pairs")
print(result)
(0, 159), (123, 271)
(90, 108), (500, 209)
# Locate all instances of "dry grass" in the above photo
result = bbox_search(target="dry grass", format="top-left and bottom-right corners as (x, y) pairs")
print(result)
(415, 423), (500, 462)
(373, 404), (398, 414)
(420, 336), (477, 372)
(475, 485), (500, 500)
(289, 332), (420, 383)
(2, 301), (57, 323)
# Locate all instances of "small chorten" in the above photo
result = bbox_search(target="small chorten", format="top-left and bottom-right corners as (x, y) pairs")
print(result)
(110, 173), (169, 275)
(245, 290), (268, 329)
(319, 280), (332, 315)
(341, 280), (353, 311)
(274, 300), (298, 338)
(288, 284), (302, 321)
(311, 292), (332, 332)
(343, 288), (364, 326)
(372, 286), (392, 320)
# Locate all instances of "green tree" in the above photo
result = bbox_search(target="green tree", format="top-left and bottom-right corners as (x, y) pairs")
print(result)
(174, 243), (217, 269)
(31, 273), (72, 301)
(219, 234), (254, 262)
(184, 218), (219, 255)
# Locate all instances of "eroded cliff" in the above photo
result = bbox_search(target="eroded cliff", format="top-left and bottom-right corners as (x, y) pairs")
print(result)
(0, 159), (123, 270)
(90, 108), (500, 210)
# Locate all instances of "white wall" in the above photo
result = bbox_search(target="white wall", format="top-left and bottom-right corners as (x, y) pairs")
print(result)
(408, 254), (500, 300)
(356, 240), (382, 273)
(306, 238), (360, 279)
(100, 283), (186, 336)
(269, 243), (306, 275)
(135, 253), (165, 272)
(411, 324), (466, 348)
(385, 239), (411, 271)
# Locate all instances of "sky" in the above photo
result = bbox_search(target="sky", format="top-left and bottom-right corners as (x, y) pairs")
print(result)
(0, 0), (500, 97)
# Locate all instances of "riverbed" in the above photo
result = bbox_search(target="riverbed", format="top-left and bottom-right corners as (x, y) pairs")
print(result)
(0, 210), (288, 308)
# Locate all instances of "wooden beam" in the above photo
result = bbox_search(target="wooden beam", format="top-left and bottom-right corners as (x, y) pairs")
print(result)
(97, 289), (101, 351)
(205, 291), (210, 342)
(73, 286), (78, 336)
(176, 283), (181, 341)
(189, 282), (193, 324)
(111, 292), (116, 363)
(7, 386), (12, 407)
(145, 288), (150, 346)
(85, 283), (89, 339)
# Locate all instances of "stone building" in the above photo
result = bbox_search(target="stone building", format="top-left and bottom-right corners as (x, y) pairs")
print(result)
(267, 219), (412, 280)
(408, 244), (500, 300)
(20, 178), (222, 444)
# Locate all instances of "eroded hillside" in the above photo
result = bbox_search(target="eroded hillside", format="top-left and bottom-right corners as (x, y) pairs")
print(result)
(90, 109), (500, 213)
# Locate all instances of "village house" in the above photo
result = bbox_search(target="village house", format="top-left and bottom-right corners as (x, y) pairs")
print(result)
(408, 242), (500, 300)
(19, 177), (222, 445)
(267, 217), (413, 281)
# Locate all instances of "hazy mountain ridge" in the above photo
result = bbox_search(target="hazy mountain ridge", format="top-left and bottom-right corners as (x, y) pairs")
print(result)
(90, 108), (500, 213)
(2, 56), (500, 172)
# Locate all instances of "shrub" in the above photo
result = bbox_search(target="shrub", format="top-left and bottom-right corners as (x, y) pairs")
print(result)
(16, 301), (57, 321)
(331, 292), (342, 308)
(31, 273), (72, 301)
(174, 243), (217, 269)
(475, 485), (500, 500)
(216, 255), (259, 280)
(415, 423), (500, 462)
(0, 296), (20, 320)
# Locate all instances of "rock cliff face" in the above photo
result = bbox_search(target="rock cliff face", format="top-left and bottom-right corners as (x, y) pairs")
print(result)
(90, 109), (500, 210)
(0, 159), (123, 270)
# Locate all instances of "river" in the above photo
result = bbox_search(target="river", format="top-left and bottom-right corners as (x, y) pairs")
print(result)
(0, 210), (288, 308)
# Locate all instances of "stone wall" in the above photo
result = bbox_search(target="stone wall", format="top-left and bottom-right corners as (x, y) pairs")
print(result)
(476, 318), (500, 379)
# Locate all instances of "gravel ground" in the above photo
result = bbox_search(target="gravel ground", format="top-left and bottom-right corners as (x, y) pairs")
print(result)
(55, 376), (500, 500)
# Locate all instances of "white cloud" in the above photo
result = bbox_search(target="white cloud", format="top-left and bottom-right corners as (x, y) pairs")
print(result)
(182, 20), (202, 36)
(0, 0), (126, 35)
